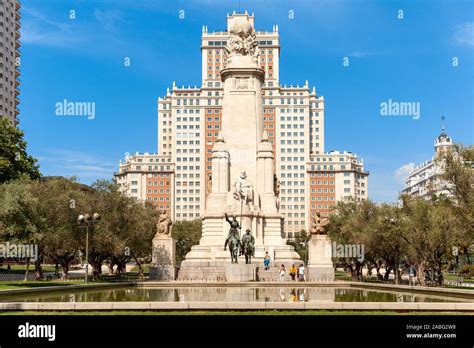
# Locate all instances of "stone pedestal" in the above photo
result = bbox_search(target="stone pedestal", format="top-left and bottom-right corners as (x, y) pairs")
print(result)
(149, 236), (176, 281)
(307, 234), (334, 282)
(225, 264), (256, 282)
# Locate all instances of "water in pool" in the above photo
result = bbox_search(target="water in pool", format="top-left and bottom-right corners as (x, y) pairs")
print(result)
(1, 287), (471, 303)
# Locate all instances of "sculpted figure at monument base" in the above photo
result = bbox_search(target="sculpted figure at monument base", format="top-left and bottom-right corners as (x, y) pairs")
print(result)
(233, 170), (254, 208)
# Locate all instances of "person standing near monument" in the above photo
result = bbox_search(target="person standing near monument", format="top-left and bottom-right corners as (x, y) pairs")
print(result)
(263, 251), (271, 270)
(289, 264), (297, 281)
(409, 265), (417, 286)
(298, 264), (306, 281)
(279, 264), (286, 281)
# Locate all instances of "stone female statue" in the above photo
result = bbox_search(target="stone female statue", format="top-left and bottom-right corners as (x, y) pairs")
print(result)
(157, 210), (173, 236)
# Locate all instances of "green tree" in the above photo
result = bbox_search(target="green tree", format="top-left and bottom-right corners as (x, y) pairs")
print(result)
(327, 199), (375, 280)
(400, 196), (456, 286)
(286, 229), (310, 264)
(0, 177), (160, 281)
(123, 200), (159, 276)
(437, 144), (474, 264)
(87, 180), (132, 277)
(0, 118), (40, 183)
(85, 180), (159, 278)
(172, 219), (202, 266)
(367, 203), (408, 284)
(34, 177), (89, 280)
(0, 178), (43, 280)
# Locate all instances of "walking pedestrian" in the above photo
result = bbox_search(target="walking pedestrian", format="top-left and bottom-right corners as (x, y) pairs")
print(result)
(289, 264), (297, 281)
(263, 251), (271, 270)
(298, 264), (306, 281)
(279, 264), (285, 281)
(409, 265), (416, 286)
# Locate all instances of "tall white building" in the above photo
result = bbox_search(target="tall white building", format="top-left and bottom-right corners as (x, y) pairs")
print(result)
(402, 124), (454, 199)
(117, 13), (369, 237)
(0, 0), (20, 125)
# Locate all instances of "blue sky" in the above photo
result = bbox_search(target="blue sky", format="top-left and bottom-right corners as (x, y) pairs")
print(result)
(19, 0), (474, 202)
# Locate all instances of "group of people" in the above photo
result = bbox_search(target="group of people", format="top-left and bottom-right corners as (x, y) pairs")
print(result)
(281, 263), (306, 282)
(263, 251), (306, 281)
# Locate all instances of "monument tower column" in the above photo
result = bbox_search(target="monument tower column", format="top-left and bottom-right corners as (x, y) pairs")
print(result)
(220, 14), (265, 189)
(178, 13), (301, 280)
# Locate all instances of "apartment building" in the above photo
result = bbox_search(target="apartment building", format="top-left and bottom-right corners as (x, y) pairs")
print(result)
(0, 0), (20, 125)
(402, 124), (454, 199)
(307, 151), (369, 220)
(115, 152), (175, 216)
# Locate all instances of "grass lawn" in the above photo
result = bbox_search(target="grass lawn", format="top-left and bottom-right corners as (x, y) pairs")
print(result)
(0, 264), (60, 274)
(130, 264), (151, 273)
(0, 310), (471, 316)
(443, 272), (473, 283)
(335, 271), (352, 281)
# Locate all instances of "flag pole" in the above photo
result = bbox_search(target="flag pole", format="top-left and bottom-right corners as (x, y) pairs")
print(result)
(239, 198), (243, 239)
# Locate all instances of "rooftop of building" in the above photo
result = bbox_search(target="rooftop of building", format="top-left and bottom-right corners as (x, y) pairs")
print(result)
(201, 11), (279, 37)
(118, 152), (173, 164)
(311, 150), (362, 159)
(157, 82), (323, 100)
(434, 126), (452, 147)
(408, 119), (454, 176)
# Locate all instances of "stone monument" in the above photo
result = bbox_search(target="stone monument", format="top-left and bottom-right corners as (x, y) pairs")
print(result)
(149, 210), (176, 280)
(178, 13), (300, 281)
(307, 212), (334, 282)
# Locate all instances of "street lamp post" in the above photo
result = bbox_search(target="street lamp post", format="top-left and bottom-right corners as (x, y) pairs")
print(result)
(77, 213), (101, 284)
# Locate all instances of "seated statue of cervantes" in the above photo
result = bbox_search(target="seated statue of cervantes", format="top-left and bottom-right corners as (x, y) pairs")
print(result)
(233, 170), (254, 206)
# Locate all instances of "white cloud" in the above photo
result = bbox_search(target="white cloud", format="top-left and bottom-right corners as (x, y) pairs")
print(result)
(350, 51), (371, 58)
(20, 6), (83, 48)
(349, 51), (374, 58)
(453, 22), (474, 47)
(94, 9), (126, 32)
(366, 170), (399, 203)
(37, 149), (116, 182)
(21, 23), (83, 48)
(395, 163), (415, 185)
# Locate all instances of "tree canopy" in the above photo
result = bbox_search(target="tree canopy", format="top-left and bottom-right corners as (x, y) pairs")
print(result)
(0, 118), (40, 183)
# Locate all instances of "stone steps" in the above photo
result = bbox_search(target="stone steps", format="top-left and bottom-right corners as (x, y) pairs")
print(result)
(256, 267), (299, 282)
(177, 264), (304, 282)
(177, 266), (227, 282)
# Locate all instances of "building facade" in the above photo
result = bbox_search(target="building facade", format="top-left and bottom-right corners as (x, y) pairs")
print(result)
(117, 13), (369, 237)
(307, 151), (369, 218)
(115, 152), (175, 216)
(0, 0), (20, 125)
(402, 125), (454, 199)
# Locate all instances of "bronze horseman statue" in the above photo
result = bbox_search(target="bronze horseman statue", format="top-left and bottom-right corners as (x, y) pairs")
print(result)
(240, 229), (255, 264)
(224, 213), (242, 264)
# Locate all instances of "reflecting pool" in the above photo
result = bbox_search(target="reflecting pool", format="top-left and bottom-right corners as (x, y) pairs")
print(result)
(1, 287), (471, 303)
